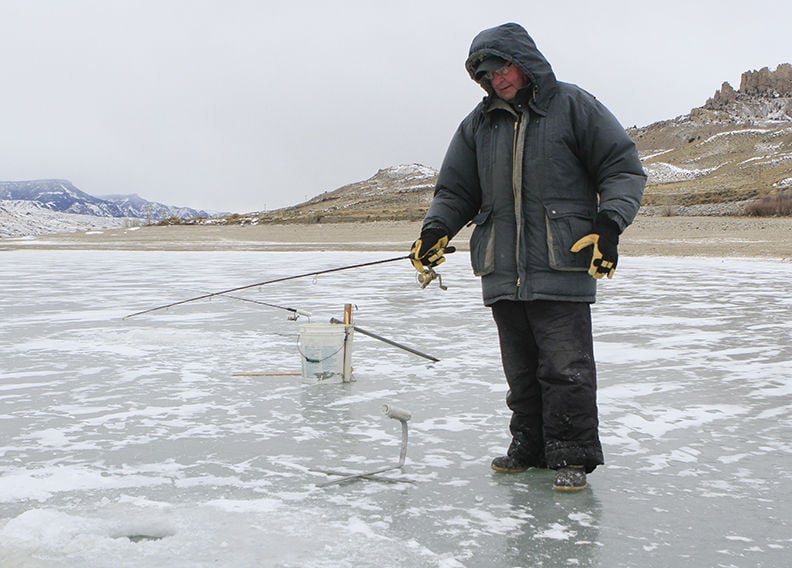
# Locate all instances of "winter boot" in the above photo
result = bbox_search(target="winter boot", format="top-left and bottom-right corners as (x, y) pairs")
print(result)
(553, 466), (587, 492)
(490, 455), (532, 473)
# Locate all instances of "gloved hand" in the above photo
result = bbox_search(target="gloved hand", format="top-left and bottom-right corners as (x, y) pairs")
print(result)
(570, 212), (621, 279)
(410, 228), (449, 272)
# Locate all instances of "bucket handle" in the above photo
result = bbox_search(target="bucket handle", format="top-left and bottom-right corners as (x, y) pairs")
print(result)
(296, 335), (346, 364)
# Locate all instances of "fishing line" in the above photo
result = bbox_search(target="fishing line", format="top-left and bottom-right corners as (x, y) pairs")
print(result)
(123, 248), (455, 320)
(124, 254), (410, 319)
(222, 294), (312, 320)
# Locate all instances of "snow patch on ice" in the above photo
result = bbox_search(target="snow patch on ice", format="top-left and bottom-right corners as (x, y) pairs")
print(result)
(534, 523), (576, 540)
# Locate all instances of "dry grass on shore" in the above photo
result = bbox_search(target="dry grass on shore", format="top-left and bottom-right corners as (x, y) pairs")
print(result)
(3, 215), (791, 259)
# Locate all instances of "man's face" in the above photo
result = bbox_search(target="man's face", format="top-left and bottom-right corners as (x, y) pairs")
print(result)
(488, 63), (529, 102)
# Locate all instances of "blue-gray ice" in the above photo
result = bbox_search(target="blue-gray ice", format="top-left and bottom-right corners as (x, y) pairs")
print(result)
(1, 249), (790, 567)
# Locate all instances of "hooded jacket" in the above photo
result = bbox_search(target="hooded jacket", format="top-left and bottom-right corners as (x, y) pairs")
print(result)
(423, 23), (646, 305)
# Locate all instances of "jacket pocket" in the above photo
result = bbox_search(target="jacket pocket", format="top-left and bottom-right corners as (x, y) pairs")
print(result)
(469, 209), (496, 276)
(545, 205), (594, 271)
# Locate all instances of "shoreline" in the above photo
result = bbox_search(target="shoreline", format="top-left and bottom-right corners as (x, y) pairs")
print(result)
(1, 216), (791, 259)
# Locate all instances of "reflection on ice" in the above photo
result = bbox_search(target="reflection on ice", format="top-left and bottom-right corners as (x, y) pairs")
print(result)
(1, 250), (791, 567)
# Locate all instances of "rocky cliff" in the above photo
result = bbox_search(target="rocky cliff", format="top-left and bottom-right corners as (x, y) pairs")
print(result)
(708, 63), (792, 105)
(703, 63), (792, 122)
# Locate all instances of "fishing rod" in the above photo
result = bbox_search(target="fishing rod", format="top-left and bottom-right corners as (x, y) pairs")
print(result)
(123, 248), (454, 320)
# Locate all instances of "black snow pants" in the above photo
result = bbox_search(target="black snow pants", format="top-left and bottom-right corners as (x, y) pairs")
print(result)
(491, 299), (604, 473)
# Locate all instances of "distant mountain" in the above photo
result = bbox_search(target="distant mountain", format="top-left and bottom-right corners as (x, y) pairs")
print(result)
(0, 179), (220, 238)
(0, 179), (211, 221)
(0, 199), (137, 238)
(0, 179), (125, 217)
(97, 192), (214, 222)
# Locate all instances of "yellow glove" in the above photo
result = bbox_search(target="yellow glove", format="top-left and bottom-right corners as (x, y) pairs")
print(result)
(409, 228), (449, 272)
(570, 213), (621, 279)
(570, 234), (615, 279)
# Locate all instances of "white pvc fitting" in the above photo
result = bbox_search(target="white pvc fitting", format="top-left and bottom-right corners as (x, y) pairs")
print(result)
(382, 404), (412, 422)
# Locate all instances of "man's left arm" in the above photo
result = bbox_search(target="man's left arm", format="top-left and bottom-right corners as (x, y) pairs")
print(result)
(570, 96), (647, 278)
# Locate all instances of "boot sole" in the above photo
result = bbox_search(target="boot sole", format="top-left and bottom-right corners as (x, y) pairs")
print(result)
(491, 464), (530, 473)
(553, 482), (588, 492)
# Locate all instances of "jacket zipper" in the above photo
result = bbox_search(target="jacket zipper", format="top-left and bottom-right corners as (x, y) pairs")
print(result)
(512, 112), (526, 292)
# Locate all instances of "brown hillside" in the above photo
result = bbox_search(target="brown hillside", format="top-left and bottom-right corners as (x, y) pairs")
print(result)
(631, 63), (792, 209)
(250, 164), (435, 224)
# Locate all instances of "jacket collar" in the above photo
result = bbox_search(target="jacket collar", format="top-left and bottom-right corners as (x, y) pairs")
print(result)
(483, 84), (541, 116)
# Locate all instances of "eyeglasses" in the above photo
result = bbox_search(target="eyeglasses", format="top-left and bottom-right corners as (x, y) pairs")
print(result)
(483, 62), (512, 81)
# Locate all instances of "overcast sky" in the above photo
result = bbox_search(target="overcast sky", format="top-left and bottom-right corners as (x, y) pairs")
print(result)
(2, 0), (789, 213)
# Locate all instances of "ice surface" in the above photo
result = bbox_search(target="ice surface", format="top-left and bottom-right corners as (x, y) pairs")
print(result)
(1, 250), (791, 567)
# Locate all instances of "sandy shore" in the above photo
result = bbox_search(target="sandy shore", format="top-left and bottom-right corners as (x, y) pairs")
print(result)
(2, 216), (791, 259)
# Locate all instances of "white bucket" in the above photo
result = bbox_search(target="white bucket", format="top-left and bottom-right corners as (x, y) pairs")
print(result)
(298, 323), (353, 383)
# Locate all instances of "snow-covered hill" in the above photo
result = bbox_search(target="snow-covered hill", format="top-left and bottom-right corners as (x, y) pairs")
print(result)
(0, 200), (140, 238)
(0, 179), (125, 217)
(0, 179), (211, 220)
(98, 192), (215, 222)
(196, 163), (438, 225)
(0, 179), (214, 238)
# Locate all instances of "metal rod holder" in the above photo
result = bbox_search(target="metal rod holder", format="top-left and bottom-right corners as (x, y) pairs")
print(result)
(314, 404), (412, 487)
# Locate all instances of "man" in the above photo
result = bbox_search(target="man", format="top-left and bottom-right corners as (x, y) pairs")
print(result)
(410, 23), (646, 491)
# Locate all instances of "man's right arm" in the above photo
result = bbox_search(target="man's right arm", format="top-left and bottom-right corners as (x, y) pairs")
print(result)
(410, 114), (482, 273)
(423, 116), (483, 238)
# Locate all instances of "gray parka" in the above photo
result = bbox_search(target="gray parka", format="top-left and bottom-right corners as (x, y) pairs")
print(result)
(423, 23), (646, 305)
